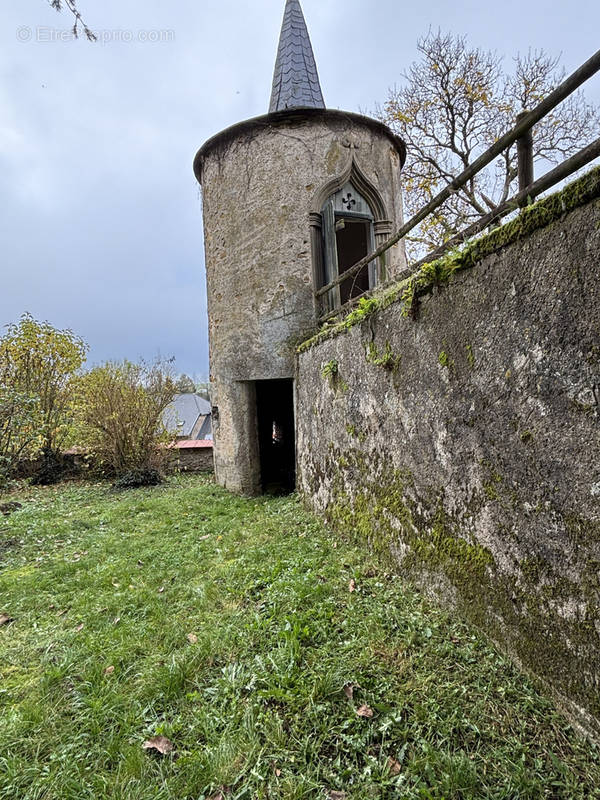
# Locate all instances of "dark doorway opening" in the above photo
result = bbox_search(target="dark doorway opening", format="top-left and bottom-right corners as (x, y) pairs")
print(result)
(336, 217), (372, 305)
(255, 379), (295, 494)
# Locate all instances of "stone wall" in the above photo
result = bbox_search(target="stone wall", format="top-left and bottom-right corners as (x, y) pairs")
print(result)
(296, 176), (600, 737)
(176, 447), (214, 473)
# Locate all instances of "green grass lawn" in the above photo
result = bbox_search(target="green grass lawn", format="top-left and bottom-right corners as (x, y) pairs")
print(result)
(1, 475), (599, 799)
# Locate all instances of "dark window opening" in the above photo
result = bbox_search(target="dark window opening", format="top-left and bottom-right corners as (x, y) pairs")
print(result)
(319, 184), (378, 312)
(255, 379), (295, 494)
(336, 217), (371, 305)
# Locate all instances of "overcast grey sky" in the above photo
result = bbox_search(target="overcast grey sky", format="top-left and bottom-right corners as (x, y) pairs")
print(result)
(1, 1), (599, 377)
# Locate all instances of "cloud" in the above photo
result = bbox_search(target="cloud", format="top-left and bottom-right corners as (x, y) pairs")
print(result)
(1, 0), (598, 376)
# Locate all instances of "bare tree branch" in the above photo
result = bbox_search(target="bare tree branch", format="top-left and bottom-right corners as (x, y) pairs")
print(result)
(48, 0), (96, 41)
(379, 31), (600, 258)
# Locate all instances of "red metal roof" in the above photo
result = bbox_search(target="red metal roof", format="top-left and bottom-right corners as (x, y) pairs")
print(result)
(173, 439), (213, 450)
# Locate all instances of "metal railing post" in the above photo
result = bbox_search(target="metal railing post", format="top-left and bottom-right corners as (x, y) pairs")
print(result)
(516, 111), (534, 206)
(312, 47), (600, 321)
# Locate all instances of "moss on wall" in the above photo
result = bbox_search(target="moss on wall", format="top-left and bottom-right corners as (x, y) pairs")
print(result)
(298, 166), (600, 354)
(304, 445), (600, 729)
(296, 181), (600, 736)
(365, 340), (401, 371)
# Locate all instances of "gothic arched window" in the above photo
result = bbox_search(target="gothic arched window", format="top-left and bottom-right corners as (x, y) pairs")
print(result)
(320, 182), (377, 309)
(310, 160), (392, 316)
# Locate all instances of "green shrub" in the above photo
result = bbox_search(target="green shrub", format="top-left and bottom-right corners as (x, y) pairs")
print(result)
(74, 359), (175, 477)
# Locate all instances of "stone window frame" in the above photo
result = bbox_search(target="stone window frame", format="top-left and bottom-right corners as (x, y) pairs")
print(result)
(309, 155), (392, 314)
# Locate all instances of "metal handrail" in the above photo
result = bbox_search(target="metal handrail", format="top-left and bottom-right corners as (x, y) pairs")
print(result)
(315, 47), (600, 320)
(316, 135), (600, 326)
(409, 136), (600, 271)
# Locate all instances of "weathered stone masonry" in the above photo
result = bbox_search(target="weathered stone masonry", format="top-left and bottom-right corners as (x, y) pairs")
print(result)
(194, 0), (600, 737)
(194, 0), (408, 495)
(296, 177), (600, 737)
(195, 110), (406, 493)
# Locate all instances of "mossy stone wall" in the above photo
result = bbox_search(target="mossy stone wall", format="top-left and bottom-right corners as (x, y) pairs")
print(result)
(296, 184), (600, 737)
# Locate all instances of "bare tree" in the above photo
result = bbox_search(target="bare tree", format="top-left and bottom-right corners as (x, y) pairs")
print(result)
(48, 0), (95, 40)
(380, 31), (600, 259)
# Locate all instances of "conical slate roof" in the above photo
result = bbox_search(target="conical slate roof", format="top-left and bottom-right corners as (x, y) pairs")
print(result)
(269, 0), (325, 113)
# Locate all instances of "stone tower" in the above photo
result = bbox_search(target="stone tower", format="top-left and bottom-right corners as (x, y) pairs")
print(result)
(194, 0), (406, 494)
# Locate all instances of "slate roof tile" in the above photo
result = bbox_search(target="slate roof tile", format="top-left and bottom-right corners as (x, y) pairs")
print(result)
(269, 0), (325, 113)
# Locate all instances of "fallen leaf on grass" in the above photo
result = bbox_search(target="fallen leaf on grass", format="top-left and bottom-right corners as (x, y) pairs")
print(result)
(348, 579), (356, 593)
(387, 757), (402, 776)
(158, 586), (165, 594)
(329, 792), (346, 800)
(142, 736), (174, 755)
(56, 609), (68, 617)
(198, 534), (211, 541)
(207, 792), (224, 800)
(356, 704), (374, 718)
(0, 614), (14, 627)
(76, 623), (84, 632)
(274, 768), (282, 777)
(343, 682), (355, 700)
(187, 633), (198, 644)
(104, 665), (115, 675)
